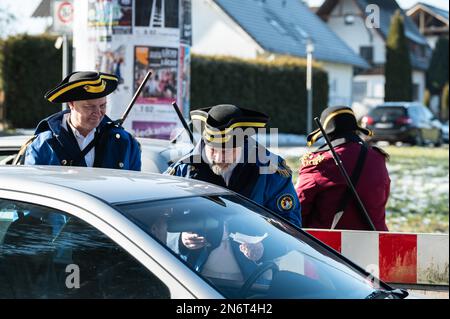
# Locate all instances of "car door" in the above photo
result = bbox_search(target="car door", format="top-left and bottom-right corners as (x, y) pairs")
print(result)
(419, 105), (435, 142)
(421, 106), (441, 142)
(0, 197), (200, 298)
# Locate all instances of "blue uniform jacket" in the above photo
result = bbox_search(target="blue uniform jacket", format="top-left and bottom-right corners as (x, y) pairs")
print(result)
(24, 110), (141, 171)
(166, 141), (301, 228)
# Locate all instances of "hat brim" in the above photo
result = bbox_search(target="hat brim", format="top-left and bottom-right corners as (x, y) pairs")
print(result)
(307, 126), (373, 146)
(45, 74), (118, 103)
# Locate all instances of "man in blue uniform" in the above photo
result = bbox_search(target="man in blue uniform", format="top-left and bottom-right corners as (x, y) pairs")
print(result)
(166, 104), (301, 227)
(22, 71), (141, 170)
(165, 104), (300, 286)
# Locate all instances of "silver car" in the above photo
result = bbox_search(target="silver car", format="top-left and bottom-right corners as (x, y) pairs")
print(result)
(0, 135), (193, 170)
(0, 166), (408, 299)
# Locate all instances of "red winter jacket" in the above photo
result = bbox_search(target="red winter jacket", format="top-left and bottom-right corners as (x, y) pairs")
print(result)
(296, 140), (389, 231)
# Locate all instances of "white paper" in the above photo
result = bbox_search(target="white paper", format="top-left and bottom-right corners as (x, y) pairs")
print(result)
(229, 232), (268, 244)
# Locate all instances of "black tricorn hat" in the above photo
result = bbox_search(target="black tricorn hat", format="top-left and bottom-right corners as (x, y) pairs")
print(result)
(190, 104), (269, 147)
(307, 106), (373, 146)
(44, 71), (119, 103)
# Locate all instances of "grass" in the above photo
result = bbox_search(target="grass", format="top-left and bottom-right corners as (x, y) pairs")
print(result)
(286, 145), (449, 234)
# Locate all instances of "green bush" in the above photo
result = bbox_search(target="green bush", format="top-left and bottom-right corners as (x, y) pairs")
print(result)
(385, 10), (412, 102)
(423, 89), (430, 107)
(427, 37), (449, 95)
(442, 83), (449, 121)
(191, 54), (328, 135)
(1, 36), (328, 134)
(2, 34), (62, 128)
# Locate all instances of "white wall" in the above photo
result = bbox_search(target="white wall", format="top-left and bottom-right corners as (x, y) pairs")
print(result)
(352, 74), (385, 115)
(326, 0), (386, 64)
(191, 0), (263, 58)
(191, 0), (358, 110)
(413, 70), (426, 103)
(322, 62), (354, 106)
(426, 35), (439, 49)
(352, 71), (425, 105)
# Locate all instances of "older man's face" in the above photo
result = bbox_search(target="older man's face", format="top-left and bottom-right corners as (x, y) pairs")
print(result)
(68, 97), (107, 133)
(204, 144), (242, 175)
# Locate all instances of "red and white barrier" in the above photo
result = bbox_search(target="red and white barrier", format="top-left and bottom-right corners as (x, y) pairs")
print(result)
(305, 229), (449, 285)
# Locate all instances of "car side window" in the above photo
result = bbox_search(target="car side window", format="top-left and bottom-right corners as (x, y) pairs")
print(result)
(0, 199), (170, 299)
(420, 106), (434, 120)
(408, 106), (419, 121)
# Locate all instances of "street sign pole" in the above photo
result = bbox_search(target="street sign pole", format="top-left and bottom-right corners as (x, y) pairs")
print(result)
(62, 34), (69, 111)
(53, 0), (74, 111)
(306, 39), (314, 134)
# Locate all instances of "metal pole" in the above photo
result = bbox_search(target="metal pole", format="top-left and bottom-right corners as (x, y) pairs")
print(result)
(62, 34), (69, 111)
(116, 70), (153, 127)
(306, 41), (314, 134)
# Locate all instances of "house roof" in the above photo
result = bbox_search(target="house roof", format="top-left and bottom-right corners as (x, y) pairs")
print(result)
(318, 0), (428, 45)
(408, 2), (449, 23)
(212, 0), (370, 68)
(31, 0), (51, 18)
(317, 0), (430, 70)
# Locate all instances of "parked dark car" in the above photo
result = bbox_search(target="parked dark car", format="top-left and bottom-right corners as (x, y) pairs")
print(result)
(442, 120), (449, 143)
(361, 102), (444, 146)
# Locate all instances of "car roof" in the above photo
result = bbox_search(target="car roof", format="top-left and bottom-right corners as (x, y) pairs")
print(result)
(0, 166), (229, 204)
(0, 135), (31, 149)
(0, 135), (186, 149)
(375, 102), (422, 108)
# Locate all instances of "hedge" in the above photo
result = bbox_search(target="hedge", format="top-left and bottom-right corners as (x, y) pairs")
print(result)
(1, 36), (328, 135)
(442, 83), (449, 121)
(384, 10), (412, 102)
(2, 34), (62, 128)
(191, 55), (328, 135)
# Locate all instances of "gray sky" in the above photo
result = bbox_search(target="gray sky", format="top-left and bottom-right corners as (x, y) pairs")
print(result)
(0, 0), (449, 37)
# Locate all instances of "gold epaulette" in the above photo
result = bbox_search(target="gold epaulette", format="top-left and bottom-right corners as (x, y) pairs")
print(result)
(166, 166), (177, 175)
(276, 159), (292, 178)
(372, 145), (390, 161)
(12, 135), (38, 165)
(300, 151), (325, 167)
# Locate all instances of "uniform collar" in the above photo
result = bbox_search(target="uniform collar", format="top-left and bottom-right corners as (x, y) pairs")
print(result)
(34, 109), (112, 137)
(314, 133), (364, 152)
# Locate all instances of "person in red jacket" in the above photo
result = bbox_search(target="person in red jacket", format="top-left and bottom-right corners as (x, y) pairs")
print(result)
(296, 106), (390, 231)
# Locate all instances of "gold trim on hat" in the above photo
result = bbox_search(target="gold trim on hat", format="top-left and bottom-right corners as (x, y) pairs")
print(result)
(307, 109), (356, 146)
(83, 80), (106, 93)
(192, 114), (266, 135)
(203, 133), (232, 143)
(47, 75), (118, 102)
(204, 121), (266, 135)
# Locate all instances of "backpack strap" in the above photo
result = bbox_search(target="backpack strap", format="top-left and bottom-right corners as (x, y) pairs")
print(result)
(12, 135), (38, 165)
(331, 142), (369, 229)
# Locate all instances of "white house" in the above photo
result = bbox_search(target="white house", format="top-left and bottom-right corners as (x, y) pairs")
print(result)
(407, 2), (449, 49)
(191, 0), (369, 108)
(316, 0), (431, 116)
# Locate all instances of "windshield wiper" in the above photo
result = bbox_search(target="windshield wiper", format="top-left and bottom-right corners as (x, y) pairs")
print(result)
(365, 288), (409, 299)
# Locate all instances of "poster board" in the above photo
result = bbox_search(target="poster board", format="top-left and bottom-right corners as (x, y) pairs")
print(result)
(73, 0), (191, 139)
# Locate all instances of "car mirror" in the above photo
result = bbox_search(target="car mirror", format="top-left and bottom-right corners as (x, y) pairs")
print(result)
(167, 214), (221, 233)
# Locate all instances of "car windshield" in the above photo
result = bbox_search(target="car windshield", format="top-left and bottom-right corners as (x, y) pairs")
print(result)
(116, 195), (384, 299)
(370, 106), (406, 121)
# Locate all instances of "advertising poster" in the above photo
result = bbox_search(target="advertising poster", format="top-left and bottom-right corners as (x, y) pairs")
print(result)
(178, 45), (190, 118)
(75, 0), (191, 139)
(134, 46), (178, 105)
(134, 0), (180, 41)
(132, 121), (179, 139)
(88, 0), (133, 34)
(180, 0), (192, 45)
